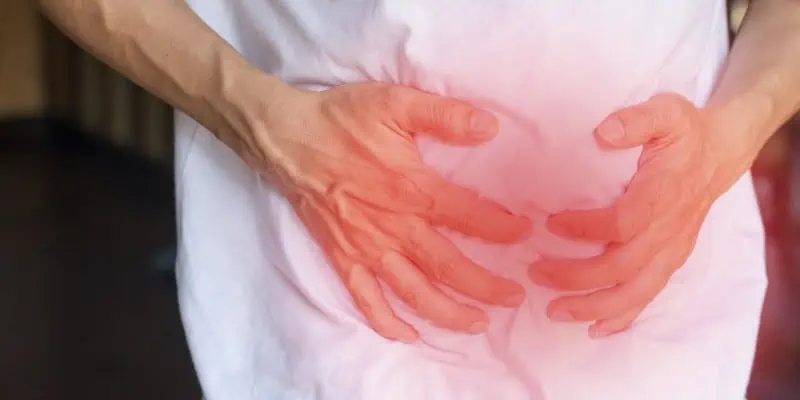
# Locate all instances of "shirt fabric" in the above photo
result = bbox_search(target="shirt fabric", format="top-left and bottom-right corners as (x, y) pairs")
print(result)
(174, 1), (768, 399)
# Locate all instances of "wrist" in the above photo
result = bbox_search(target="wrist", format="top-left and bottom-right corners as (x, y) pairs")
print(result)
(212, 60), (297, 139)
(703, 97), (769, 195)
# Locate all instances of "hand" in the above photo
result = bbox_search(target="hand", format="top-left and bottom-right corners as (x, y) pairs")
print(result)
(528, 93), (753, 338)
(240, 82), (531, 343)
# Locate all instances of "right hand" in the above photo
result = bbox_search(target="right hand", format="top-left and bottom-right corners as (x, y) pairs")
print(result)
(237, 82), (531, 343)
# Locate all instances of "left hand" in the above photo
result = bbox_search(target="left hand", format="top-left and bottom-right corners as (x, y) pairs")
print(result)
(528, 93), (757, 338)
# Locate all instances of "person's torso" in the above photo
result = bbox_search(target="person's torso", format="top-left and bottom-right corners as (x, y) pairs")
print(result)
(179, 0), (749, 337)
(173, 3), (768, 398)
(186, 0), (729, 212)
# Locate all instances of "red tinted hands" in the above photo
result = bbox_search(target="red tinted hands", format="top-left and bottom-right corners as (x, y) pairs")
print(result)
(529, 93), (753, 338)
(248, 83), (531, 342)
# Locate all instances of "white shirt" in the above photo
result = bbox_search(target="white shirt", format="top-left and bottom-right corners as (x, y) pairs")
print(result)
(174, 1), (767, 399)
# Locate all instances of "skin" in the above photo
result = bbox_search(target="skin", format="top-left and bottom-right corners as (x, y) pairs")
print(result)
(39, 0), (800, 342)
(529, 0), (800, 338)
(38, 0), (530, 342)
(259, 83), (533, 341)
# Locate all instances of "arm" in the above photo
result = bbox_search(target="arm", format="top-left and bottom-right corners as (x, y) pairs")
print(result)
(40, 0), (533, 341)
(708, 0), (800, 169)
(38, 0), (293, 153)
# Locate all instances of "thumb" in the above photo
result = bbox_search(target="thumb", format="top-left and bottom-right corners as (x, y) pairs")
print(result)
(594, 111), (661, 149)
(393, 88), (499, 145)
(595, 94), (688, 148)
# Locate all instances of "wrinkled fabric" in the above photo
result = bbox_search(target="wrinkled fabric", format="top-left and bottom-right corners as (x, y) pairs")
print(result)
(175, 1), (768, 399)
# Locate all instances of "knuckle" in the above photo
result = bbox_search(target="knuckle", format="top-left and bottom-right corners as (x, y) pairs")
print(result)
(354, 292), (376, 320)
(424, 256), (464, 288)
(430, 261), (455, 284)
(604, 253), (634, 281)
(422, 101), (448, 128)
(612, 209), (633, 242)
(434, 307), (463, 328)
(403, 217), (428, 251)
(375, 85), (405, 115)
(398, 288), (419, 310)
(438, 104), (459, 129)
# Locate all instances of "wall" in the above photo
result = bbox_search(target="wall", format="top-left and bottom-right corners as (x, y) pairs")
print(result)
(0, 1), (173, 163)
(0, 0), (45, 117)
(41, 15), (174, 164)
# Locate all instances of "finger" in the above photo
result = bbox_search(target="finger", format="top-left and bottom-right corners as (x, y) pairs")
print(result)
(546, 207), (626, 242)
(298, 150), (432, 215)
(341, 171), (435, 214)
(377, 250), (490, 334)
(293, 197), (418, 343)
(397, 218), (526, 307)
(544, 247), (675, 322)
(387, 86), (499, 145)
(588, 304), (646, 339)
(296, 200), (420, 343)
(595, 93), (695, 148)
(341, 261), (419, 343)
(546, 167), (669, 242)
(528, 243), (634, 291)
(417, 176), (532, 243)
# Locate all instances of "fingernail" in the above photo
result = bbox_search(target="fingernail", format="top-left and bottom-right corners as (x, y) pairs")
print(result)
(596, 117), (625, 142)
(528, 269), (554, 287)
(468, 321), (489, 334)
(468, 111), (498, 137)
(503, 292), (526, 307)
(550, 310), (575, 322)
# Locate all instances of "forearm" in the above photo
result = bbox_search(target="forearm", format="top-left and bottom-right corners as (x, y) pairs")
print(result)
(707, 0), (800, 159)
(38, 0), (291, 145)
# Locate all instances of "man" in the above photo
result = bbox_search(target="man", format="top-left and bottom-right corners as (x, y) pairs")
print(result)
(40, 0), (800, 399)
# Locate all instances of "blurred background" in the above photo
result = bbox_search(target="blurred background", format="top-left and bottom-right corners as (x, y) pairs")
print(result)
(0, 0), (798, 399)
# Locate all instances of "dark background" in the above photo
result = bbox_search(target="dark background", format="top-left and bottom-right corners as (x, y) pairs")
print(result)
(1, 0), (798, 398)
